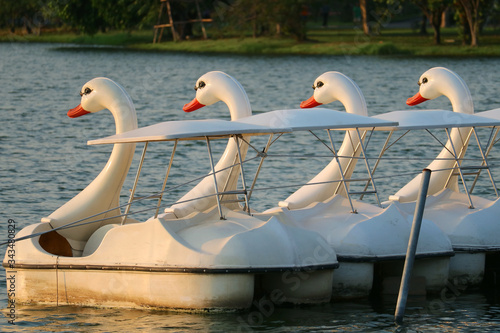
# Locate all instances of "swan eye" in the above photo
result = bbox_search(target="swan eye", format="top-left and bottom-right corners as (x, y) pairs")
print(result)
(195, 81), (206, 91)
(80, 87), (93, 96)
(419, 77), (428, 86)
(312, 81), (324, 90)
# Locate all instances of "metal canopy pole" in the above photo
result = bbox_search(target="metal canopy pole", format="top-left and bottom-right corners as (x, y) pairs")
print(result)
(444, 128), (474, 209)
(154, 140), (178, 218)
(443, 127), (473, 190)
(471, 127), (499, 193)
(355, 128), (382, 206)
(122, 142), (149, 225)
(326, 129), (356, 213)
(333, 130), (367, 195)
(395, 168), (432, 325)
(220, 136), (243, 197)
(234, 136), (251, 214)
(206, 137), (224, 219)
(360, 130), (393, 201)
(246, 134), (273, 204)
(484, 127), (500, 158)
(470, 128), (499, 197)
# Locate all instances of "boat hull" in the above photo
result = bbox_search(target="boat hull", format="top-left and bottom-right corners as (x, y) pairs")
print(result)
(259, 270), (334, 304)
(6, 267), (336, 311)
(331, 262), (373, 299)
(259, 195), (454, 299)
(391, 190), (500, 287)
(6, 267), (254, 311)
(448, 252), (485, 287)
(376, 256), (450, 295)
(330, 256), (450, 299)
(5, 207), (338, 311)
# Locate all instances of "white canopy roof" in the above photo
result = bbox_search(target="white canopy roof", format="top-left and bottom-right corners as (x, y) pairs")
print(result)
(88, 108), (399, 145)
(238, 108), (398, 131)
(476, 108), (500, 122)
(372, 110), (500, 131)
(88, 119), (290, 145)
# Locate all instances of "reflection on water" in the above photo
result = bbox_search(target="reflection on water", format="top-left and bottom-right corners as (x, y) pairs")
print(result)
(1, 43), (500, 331)
(1, 293), (500, 332)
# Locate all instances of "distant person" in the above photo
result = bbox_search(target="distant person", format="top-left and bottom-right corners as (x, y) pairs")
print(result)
(300, 5), (310, 22)
(353, 4), (361, 24)
(321, 4), (330, 27)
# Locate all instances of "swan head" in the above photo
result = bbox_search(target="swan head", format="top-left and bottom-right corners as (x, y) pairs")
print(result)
(67, 77), (137, 134)
(300, 71), (367, 116)
(183, 71), (251, 120)
(68, 77), (133, 118)
(406, 67), (473, 113)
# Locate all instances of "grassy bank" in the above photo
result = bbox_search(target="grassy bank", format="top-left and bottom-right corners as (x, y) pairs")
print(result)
(2, 26), (500, 57)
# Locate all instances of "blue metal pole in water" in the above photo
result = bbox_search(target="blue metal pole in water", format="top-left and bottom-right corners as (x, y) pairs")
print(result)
(395, 168), (432, 325)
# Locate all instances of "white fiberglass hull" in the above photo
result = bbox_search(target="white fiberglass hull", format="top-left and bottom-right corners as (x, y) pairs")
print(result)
(258, 195), (454, 298)
(6, 267), (335, 311)
(391, 189), (500, 286)
(4, 207), (338, 311)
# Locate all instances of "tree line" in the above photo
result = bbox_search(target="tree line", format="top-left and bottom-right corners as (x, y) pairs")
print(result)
(1, 0), (499, 46)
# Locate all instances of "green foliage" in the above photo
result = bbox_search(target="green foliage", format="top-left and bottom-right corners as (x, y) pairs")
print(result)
(91, 0), (158, 31)
(221, 0), (314, 41)
(43, 0), (158, 35)
(0, 0), (44, 32)
(355, 41), (407, 54)
(454, 0), (495, 46)
(272, 0), (310, 41)
(47, 0), (105, 35)
(1, 0), (499, 46)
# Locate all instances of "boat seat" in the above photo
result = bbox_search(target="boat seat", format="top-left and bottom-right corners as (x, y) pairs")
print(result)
(82, 224), (119, 256)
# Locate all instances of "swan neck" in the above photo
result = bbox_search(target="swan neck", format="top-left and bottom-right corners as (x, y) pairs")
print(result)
(342, 91), (368, 116)
(335, 78), (368, 116)
(443, 75), (474, 114)
(450, 92), (474, 114)
(218, 81), (251, 120)
(109, 99), (138, 133)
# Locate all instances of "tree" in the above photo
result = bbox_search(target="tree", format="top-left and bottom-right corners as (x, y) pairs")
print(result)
(91, 0), (157, 32)
(411, 0), (452, 45)
(454, 0), (495, 46)
(224, 0), (271, 38)
(1, 0), (43, 34)
(273, 0), (310, 40)
(47, 0), (106, 35)
(46, 0), (157, 35)
(224, 0), (311, 41)
(360, 0), (371, 35)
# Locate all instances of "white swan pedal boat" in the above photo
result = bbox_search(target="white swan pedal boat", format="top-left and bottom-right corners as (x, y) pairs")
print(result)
(374, 109), (500, 286)
(3, 78), (340, 312)
(378, 67), (500, 287)
(243, 72), (454, 299)
(238, 107), (455, 299)
(181, 70), (455, 299)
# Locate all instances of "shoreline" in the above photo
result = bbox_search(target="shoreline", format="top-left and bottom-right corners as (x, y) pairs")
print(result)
(2, 27), (500, 57)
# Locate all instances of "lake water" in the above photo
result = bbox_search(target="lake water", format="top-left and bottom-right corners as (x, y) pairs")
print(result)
(1, 42), (500, 331)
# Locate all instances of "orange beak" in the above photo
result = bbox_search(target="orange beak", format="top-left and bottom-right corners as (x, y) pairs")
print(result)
(300, 95), (322, 108)
(68, 104), (90, 118)
(183, 98), (206, 112)
(406, 92), (429, 106)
